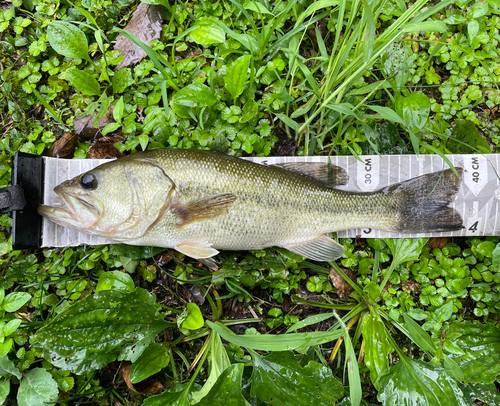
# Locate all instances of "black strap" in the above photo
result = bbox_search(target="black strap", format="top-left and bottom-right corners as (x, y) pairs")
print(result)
(0, 185), (26, 213)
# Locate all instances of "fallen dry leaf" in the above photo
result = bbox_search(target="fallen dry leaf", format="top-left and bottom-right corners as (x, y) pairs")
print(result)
(120, 362), (164, 395)
(426, 237), (451, 249)
(74, 112), (114, 139)
(48, 132), (78, 158)
(330, 267), (357, 299)
(87, 143), (125, 159)
(114, 3), (163, 70)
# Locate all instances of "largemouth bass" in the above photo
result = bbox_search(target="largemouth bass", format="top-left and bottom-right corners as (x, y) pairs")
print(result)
(38, 149), (463, 268)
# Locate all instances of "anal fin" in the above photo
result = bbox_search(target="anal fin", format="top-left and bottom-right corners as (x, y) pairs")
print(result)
(279, 235), (345, 262)
(173, 193), (237, 227)
(175, 241), (219, 270)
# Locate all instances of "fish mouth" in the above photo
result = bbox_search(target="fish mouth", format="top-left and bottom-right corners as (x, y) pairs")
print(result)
(38, 188), (102, 231)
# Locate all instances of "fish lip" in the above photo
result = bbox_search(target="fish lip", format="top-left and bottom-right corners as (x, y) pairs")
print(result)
(53, 186), (101, 227)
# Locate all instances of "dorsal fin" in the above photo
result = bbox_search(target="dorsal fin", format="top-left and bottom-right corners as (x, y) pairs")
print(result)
(273, 162), (349, 188)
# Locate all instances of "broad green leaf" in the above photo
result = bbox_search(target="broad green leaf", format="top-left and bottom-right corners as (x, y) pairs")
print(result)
(0, 340), (12, 357)
(17, 368), (58, 406)
(493, 243), (500, 270)
(47, 21), (90, 61)
(384, 238), (428, 269)
(402, 314), (436, 353)
(66, 69), (101, 96)
(33, 288), (172, 373)
(446, 119), (491, 154)
(121, 257), (140, 273)
(0, 379), (9, 404)
(362, 313), (392, 386)
(240, 99), (258, 123)
(445, 321), (500, 383)
(102, 122), (122, 136)
(130, 343), (170, 383)
(461, 382), (500, 405)
(3, 319), (21, 336)
(0, 356), (21, 379)
(250, 352), (344, 405)
(207, 321), (342, 351)
(96, 271), (135, 293)
(225, 54), (251, 100)
(192, 332), (231, 403)
(377, 355), (469, 406)
(443, 355), (464, 381)
(2, 292), (31, 312)
(194, 364), (248, 406)
(471, 2), (488, 18)
(170, 83), (217, 119)
(395, 92), (430, 133)
(180, 303), (204, 330)
(435, 301), (453, 323)
(113, 96), (125, 122)
(467, 20), (479, 43)
(188, 18), (225, 46)
(244, 1), (273, 15)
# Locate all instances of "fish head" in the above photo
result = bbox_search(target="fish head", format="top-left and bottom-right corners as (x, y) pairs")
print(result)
(38, 157), (175, 240)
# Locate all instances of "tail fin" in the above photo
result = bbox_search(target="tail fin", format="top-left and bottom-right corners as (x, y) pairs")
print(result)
(387, 168), (463, 233)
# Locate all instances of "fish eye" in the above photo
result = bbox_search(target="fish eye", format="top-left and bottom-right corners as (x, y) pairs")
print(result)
(80, 173), (98, 190)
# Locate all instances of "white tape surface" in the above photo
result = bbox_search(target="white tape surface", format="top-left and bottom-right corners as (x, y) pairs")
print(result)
(41, 154), (500, 247)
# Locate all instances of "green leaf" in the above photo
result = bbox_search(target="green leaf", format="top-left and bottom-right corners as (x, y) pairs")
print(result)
(445, 321), (500, 384)
(240, 99), (258, 123)
(66, 69), (101, 96)
(286, 312), (336, 333)
(395, 92), (430, 133)
(377, 355), (470, 405)
(250, 352), (344, 405)
(435, 301), (453, 323)
(402, 314), (436, 353)
(95, 271), (135, 293)
(143, 383), (191, 406)
(368, 105), (405, 125)
(130, 343), (170, 384)
(244, 1), (273, 15)
(2, 292), (31, 312)
(170, 83), (218, 119)
(446, 120), (491, 154)
(362, 313), (392, 386)
(47, 21), (90, 62)
(0, 379), (9, 405)
(139, 133), (149, 151)
(0, 340), (12, 357)
(471, 2), (488, 18)
(188, 17), (225, 46)
(192, 332), (231, 403)
(102, 122), (122, 136)
(225, 54), (251, 100)
(113, 96), (125, 122)
(121, 257), (140, 273)
(194, 364), (248, 406)
(0, 356), (21, 379)
(384, 239), (428, 269)
(493, 243), (500, 270)
(180, 303), (204, 330)
(17, 368), (58, 406)
(275, 113), (299, 130)
(207, 321), (342, 351)
(3, 319), (21, 336)
(443, 355), (464, 381)
(109, 245), (164, 260)
(32, 288), (172, 373)
(467, 20), (479, 44)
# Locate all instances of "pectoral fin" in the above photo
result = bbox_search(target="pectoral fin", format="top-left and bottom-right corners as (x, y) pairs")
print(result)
(279, 235), (345, 262)
(173, 193), (237, 227)
(175, 241), (219, 270)
(273, 162), (348, 187)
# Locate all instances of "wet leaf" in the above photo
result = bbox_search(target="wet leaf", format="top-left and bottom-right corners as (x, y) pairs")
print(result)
(330, 267), (356, 299)
(170, 83), (218, 118)
(74, 112), (114, 139)
(47, 21), (90, 62)
(188, 17), (225, 46)
(207, 320), (343, 351)
(446, 120), (491, 153)
(114, 3), (163, 70)
(48, 132), (78, 158)
(87, 143), (125, 159)
(445, 321), (500, 383)
(95, 271), (135, 293)
(225, 54), (251, 100)
(17, 368), (58, 406)
(143, 383), (192, 406)
(362, 313), (392, 386)
(250, 351), (344, 405)
(0, 379), (9, 405)
(395, 92), (430, 133)
(66, 69), (101, 96)
(2, 292), (31, 312)
(384, 238), (428, 269)
(32, 288), (172, 373)
(461, 382), (500, 405)
(180, 303), (204, 330)
(402, 314), (436, 353)
(240, 99), (259, 123)
(130, 343), (170, 383)
(377, 355), (469, 405)
(194, 364), (248, 406)
(0, 355), (21, 379)
(121, 362), (164, 394)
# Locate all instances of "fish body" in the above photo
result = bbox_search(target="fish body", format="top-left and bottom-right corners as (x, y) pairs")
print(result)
(38, 149), (463, 267)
